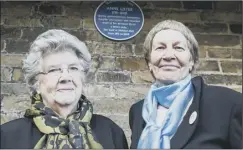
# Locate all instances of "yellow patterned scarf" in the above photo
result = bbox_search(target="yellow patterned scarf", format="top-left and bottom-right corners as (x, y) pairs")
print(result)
(24, 92), (103, 149)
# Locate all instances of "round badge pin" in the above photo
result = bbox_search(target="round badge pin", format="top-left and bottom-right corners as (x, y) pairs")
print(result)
(189, 111), (197, 125)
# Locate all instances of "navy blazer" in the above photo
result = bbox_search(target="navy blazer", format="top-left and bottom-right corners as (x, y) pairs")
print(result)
(129, 76), (242, 149)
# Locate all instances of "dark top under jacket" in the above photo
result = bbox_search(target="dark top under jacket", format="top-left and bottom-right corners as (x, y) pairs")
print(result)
(1, 114), (128, 149)
(129, 76), (242, 149)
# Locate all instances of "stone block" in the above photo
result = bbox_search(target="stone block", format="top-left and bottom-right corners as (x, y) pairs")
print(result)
(90, 42), (115, 55)
(68, 29), (87, 42)
(98, 56), (120, 71)
(41, 16), (82, 29)
(231, 49), (242, 59)
(142, 8), (160, 19)
(36, 2), (64, 15)
(165, 11), (200, 22)
(197, 60), (219, 71)
(134, 44), (145, 56)
(82, 30), (98, 41)
(199, 46), (207, 58)
(201, 74), (242, 85)
(90, 55), (101, 72)
(214, 1), (242, 12)
(195, 34), (240, 47)
(207, 48), (231, 58)
(1, 26), (22, 39)
(151, 1), (182, 8)
(185, 23), (228, 33)
(84, 84), (115, 98)
(117, 57), (148, 71)
(97, 71), (131, 83)
(1, 1), (33, 17)
(5, 39), (30, 53)
(131, 71), (154, 83)
(113, 84), (150, 100)
(183, 1), (213, 10)
(85, 71), (96, 83)
(1, 83), (29, 95)
(1, 54), (25, 67)
(114, 44), (133, 56)
(229, 24), (242, 34)
(129, 31), (148, 45)
(92, 98), (137, 114)
(221, 61), (242, 73)
(1, 94), (30, 112)
(21, 28), (48, 41)
(1, 67), (12, 82)
(200, 12), (242, 23)
(142, 18), (161, 31)
(92, 42), (133, 56)
(83, 18), (96, 30)
(12, 68), (24, 82)
(64, 2), (94, 17)
(5, 18), (43, 27)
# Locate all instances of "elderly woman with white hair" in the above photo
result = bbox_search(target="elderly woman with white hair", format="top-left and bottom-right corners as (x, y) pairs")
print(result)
(1, 29), (128, 149)
(129, 20), (242, 149)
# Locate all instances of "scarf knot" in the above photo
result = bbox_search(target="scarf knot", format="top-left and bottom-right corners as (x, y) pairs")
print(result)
(24, 93), (103, 149)
(138, 75), (194, 149)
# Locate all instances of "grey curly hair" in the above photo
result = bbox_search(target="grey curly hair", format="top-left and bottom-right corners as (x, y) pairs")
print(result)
(22, 29), (91, 91)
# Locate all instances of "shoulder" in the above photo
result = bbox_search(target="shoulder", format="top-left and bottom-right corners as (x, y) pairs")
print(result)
(91, 114), (124, 133)
(130, 99), (144, 113)
(91, 114), (128, 148)
(1, 117), (34, 148)
(129, 100), (144, 126)
(91, 114), (115, 126)
(204, 85), (242, 106)
(1, 117), (32, 132)
(192, 76), (242, 105)
(207, 85), (241, 98)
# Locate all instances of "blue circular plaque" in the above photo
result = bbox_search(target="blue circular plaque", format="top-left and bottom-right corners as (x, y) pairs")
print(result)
(94, 1), (144, 41)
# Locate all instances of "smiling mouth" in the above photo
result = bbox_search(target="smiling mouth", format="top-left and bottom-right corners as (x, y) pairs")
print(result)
(57, 88), (74, 92)
(159, 65), (180, 69)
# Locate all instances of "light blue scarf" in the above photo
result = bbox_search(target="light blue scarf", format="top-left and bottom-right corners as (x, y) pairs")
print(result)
(137, 75), (194, 149)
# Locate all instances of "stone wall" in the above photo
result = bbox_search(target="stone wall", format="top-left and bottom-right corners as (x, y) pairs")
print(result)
(1, 1), (242, 144)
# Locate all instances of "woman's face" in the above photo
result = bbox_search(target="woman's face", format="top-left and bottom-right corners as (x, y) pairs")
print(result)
(149, 29), (194, 85)
(37, 51), (83, 113)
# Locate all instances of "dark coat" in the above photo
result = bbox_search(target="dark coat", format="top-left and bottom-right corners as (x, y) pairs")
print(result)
(129, 76), (242, 149)
(1, 114), (128, 149)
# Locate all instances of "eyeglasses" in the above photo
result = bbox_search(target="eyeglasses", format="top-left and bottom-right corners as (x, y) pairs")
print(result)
(38, 66), (85, 77)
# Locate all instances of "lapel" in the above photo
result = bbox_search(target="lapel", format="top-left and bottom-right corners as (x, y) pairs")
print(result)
(170, 76), (203, 149)
(131, 100), (146, 149)
(133, 117), (146, 148)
